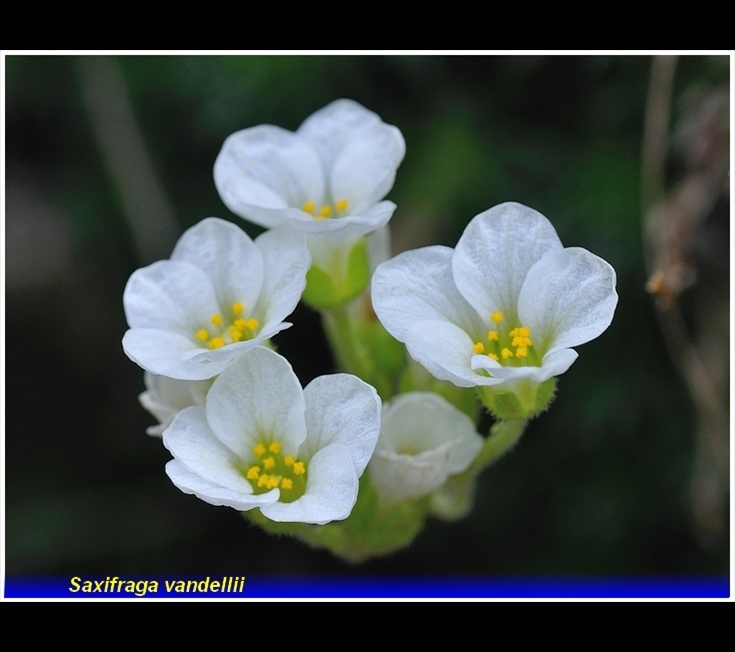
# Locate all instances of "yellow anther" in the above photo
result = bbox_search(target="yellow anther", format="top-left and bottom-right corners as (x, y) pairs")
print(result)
(245, 318), (259, 331)
(263, 456), (276, 470)
(516, 347), (528, 358)
(246, 466), (260, 480)
(501, 347), (514, 360)
(473, 342), (485, 354)
(319, 205), (332, 218)
(302, 201), (316, 213)
(253, 443), (266, 457)
(488, 353), (499, 361)
(284, 455), (295, 467)
(487, 330), (499, 341)
(196, 329), (209, 341)
(229, 328), (243, 342)
(232, 302), (244, 315)
(491, 311), (504, 324)
(234, 318), (248, 330)
(209, 336), (225, 349)
(280, 478), (293, 490)
(257, 474), (270, 488)
(266, 476), (281, 489)
(293, 461), (306, 476)
(269, 442), (282, 454)
(336, 198), (348, 212)
(210, 313), (223, 326)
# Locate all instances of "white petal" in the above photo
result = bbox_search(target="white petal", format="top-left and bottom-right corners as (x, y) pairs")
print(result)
(253, 227), (310, 333)
(166, 460), (277, 511)
(378, 392), (483, 475)
(205, 348), (307, 459)
(170, 217), (264, 314)
(302, 374), (381, 477)
(214, 124), (325, 225)
(123, 328), (224, 380)
(163, 406), (257, 496)
(139, 373), (210, 436)
(260, 443), (358, 524)
(471, 348), (578, 384)
(403, 320), (498, 388)
(518, 246), (618, 353)
(371, 245), (484, 342)
(453, 202), (563, 322)
(123, 260), (219, 332)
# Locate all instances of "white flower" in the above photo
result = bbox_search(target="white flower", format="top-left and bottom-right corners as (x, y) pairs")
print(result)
(372, 202), (618, 390)
(139, 372), (212, 437)
(162, 347), (381, 525)
(122, 217), (310, 380)
(213, 99), (405, 274)
(368, 392), (483, 506)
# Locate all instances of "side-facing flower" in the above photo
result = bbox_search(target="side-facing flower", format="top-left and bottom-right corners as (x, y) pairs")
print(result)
(139, 372), (212, 436)
(123, 217), (310, 380)
(372, 202), (618, 414)
(162, 347), (381, 525)
(213, 99), (405, 305)
(368, 392), (483, 506)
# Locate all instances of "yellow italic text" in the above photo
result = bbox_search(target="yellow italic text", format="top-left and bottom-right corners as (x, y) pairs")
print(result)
(195, 302), (260, 350)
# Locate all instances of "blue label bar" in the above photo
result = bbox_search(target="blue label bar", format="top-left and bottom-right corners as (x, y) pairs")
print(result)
(4, 576), (731, 599)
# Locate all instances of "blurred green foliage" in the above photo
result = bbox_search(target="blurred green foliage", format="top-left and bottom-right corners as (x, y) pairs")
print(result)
(5, 54), (729, 581)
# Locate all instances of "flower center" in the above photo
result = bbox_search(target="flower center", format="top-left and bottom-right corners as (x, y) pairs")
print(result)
(473, 311), (538, 366)
(302, 198), (349, 221)
(194, 302), (260, 350)
(244, 441), (307, 503)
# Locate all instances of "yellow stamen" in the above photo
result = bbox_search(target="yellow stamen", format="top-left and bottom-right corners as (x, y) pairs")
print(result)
(246, 466), (260, 480)
(257, 474), (270, 488)
(229, 328), (243, 342)
(501, 347), (514, 360)
(196, 329), (209, 341)
(232, 302), (244, 315)
(516, 347), (528, 358)
(266, 475), (281, 489)
(293, 461), (306, 476)
(488, 353), (499, 361)
(209, 336), (225, 349)
(491, 311), (504, 324)
(281, 478), (293, 490)
(253, 443), (266, 457)
(263, 456), (276, 470)
(473, 342), (485, 354)
(336, 198), (348, 211)
(302, 201), (315, 213)
(319, 205), (332, 218)
(284, 455), (294, 467)
(245, 318), (259, 331)
(487, 330), (499, 341)
(210, 313), (223, 326)
(269, 442), (282, 454)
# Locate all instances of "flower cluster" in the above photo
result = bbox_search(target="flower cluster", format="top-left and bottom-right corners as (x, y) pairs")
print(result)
(123, 99), (619, 557)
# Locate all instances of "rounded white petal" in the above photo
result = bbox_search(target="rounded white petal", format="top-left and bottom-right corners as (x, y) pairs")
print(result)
(139, 373), (210, 436)
(518, 246), (618, 353)
(372, 245), (484, 343)
(453, 202), (563, 321)
(471, 347), (579, 384)
(403, 320), (498, 388)
(123, 260), (220, 332)
(253, 227), (310, 333)
(370, 393), (482, 505)
(166, 460), (277, 511)
(163, 406), (258, 496)
(214, 124), (325, 225)
(260, 443), (358, 524)
(123, 328), (224, 380)
(170, 217), (264, 314)
(205, 348), (307, 459)
(302, 374), (381, 477)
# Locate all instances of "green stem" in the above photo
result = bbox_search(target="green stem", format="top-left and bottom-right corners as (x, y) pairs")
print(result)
(322, 305), (362, 376)
(470, 418), (527, 473)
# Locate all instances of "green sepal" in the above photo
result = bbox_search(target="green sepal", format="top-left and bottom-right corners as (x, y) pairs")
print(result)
(479, 377), (556, 420)
(294, 473), (430, 563)
(302, 239), (370, 310)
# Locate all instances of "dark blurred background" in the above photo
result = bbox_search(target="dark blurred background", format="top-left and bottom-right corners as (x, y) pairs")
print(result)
(4, 54), (730, 581)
